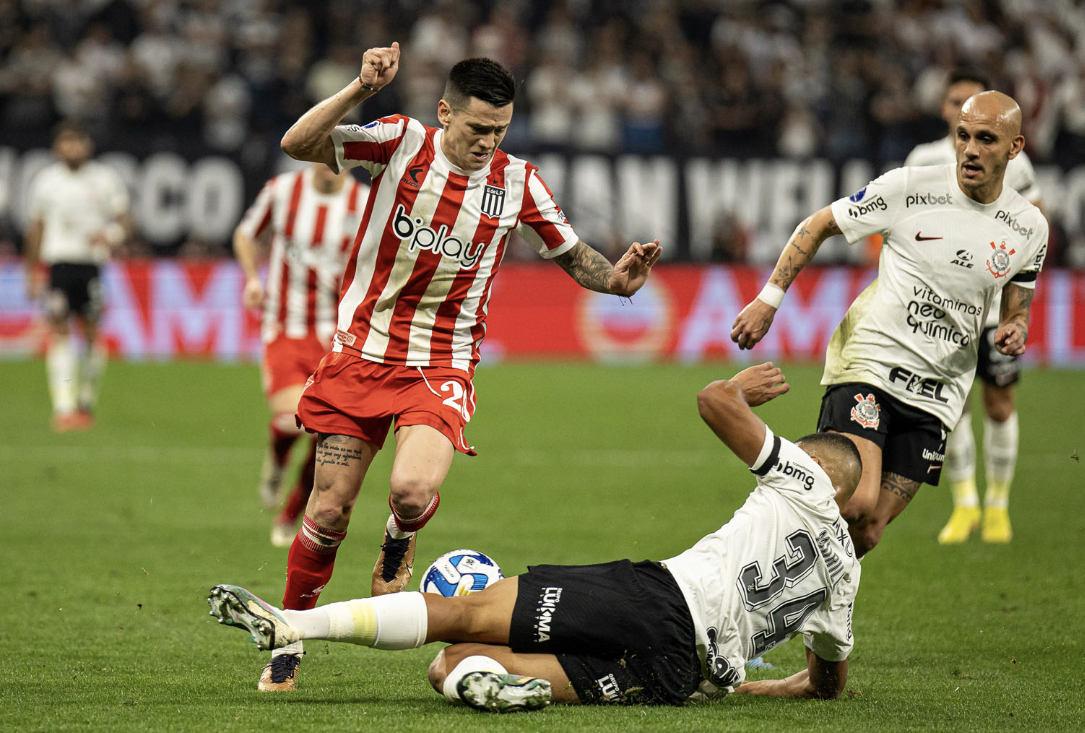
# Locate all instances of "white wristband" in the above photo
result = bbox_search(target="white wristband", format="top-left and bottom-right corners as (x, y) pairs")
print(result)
(756, 283), (785, 309)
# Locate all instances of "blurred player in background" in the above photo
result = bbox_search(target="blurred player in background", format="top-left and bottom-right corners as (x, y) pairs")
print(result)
(253, 43), (661, 691)
(732, 91), (1048, 559)
(234, 162), (369, 547)
(209, 363), (864, 711)
(904, 71), (1046, 545)
(23, 120), (130, 432)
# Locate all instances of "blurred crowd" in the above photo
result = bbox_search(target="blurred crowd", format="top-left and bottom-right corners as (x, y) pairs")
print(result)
(2, 0), (1084, 163)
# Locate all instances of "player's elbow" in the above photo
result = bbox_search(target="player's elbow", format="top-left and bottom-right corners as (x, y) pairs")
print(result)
(697, 380), (743, 423)
(280, 129), (307, 160)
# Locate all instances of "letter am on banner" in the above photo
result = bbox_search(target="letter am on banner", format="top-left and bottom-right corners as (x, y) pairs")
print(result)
(2, 259), (1085, 364)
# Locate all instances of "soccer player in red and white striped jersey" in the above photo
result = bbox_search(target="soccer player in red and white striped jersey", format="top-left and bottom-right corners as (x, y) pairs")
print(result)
(247, 44), (661, 691)
(234, 163), (369, 548)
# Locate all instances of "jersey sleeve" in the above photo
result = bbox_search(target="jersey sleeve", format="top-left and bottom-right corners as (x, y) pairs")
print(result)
(802, 590), (855, 662)
(1009, 215), (1050, 290)
(330, 115), (409, 176)
(26, 169), (48, 221)
(237, 177), (276, 240)
(515, 167), (579, 259)
(750, 433), (835, 501)
(101, 166), (130, 218)
(829, 167), (908, 244)
(1007, 151), (1042, 204)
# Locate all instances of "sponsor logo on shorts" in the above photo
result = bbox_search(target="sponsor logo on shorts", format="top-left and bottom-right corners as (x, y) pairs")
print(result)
(906, 192), (953, 207)
(923, 447), (945, 463)
(847, 195), (887, 218)
(889, 366), (949, 404)
(986, 241), (1016, 279)
(595, 673), (621, 702)
(775, 460), (815, 491)
(995, 210), (1034, 239)
(534, 586), (563, 643)
(951, 249), (974, 268)
(850, 393), (881, 429)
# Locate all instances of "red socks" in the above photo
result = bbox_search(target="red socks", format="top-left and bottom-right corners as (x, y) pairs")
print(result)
(391, 492), (441, 533)
(282, 516), (346, 610)
(277, 442), (316, 524)
(270, 413), (300, 466)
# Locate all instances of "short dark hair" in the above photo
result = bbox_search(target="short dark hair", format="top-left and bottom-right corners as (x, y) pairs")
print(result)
(796, 432), (862, 469)
(947, 68), (990, 91)
(443, 57), (516, 110)
(53, 118), (90, 142)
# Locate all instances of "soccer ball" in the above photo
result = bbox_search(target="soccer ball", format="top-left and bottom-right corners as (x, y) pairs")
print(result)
(421, 549), (503, 597)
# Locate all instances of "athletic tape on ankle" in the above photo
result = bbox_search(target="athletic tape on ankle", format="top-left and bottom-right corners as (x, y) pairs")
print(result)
(442, 655), (508, 703)
(391, 492), (441, 532)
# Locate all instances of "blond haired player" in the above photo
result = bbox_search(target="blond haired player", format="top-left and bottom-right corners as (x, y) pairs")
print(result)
(905, 70), (1046, 544)
(248, 44), (661, 691)
(234, 162), (369, 546)
(732, 91), (1047, 559)
(209, 363), (864, 711)
(24, 120), (130, 431)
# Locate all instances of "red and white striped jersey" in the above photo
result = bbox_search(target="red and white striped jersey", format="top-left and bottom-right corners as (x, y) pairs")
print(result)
(330, 115), (579, 372)
(237, 168), (369, 343)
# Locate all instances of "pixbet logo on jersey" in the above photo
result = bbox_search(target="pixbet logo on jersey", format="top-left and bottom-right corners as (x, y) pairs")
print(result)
(905, 191), (953, 207)
(393, 204), (487, 269)
(995, 210), (1034, 239)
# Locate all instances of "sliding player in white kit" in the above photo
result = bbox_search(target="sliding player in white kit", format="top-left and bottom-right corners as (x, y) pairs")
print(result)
(23, 120), (130, 432)
(732, 91), (1047, 559)
(207, 362), (864, 711)
(234, 162), (369, 546)
(904, 71), (1045, 544)
(248, 43), (661, 691)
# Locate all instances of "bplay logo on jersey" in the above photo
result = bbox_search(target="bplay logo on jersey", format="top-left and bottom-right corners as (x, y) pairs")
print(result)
(905, 191), (953, 207)
(393, 204), (487, 269)
(985, 240), (1016, 279)
(850, 393), (880, 429)
(995, 210), (1034, 239)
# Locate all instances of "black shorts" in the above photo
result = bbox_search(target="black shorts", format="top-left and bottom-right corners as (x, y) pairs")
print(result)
(818, 383), (947, 485)
(976, 326), (1020, 388)
(509, 560), (701, 706)
(47, 263), (103, 320)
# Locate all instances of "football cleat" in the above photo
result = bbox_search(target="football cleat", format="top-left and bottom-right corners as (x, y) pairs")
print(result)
(981, 506), (1013, 543)
(457, 672), (552, 712)
(937, 505), (981, 544)
(270, 520), (296, 548)
(258, 653), (302, 692)
(258, 454), (285, 509)
(207, 584), (300, 650)
(371, 531), (416, 595)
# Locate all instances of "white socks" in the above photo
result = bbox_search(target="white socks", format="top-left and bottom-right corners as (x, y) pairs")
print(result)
(281, 592), (428, 649)
(945, 414), (979, 508)
(385, 513), (414, 541)
(78, 341), (106, 411)
(441, 655), (508, 704)
(984, 412), (1018, 508)
(47, 337), (78, 415)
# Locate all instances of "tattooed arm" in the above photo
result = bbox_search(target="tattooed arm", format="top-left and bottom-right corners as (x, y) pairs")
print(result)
(730, 205), (842, 350)
(994, 282), (1034, 356)
(553, 239), (662, 296)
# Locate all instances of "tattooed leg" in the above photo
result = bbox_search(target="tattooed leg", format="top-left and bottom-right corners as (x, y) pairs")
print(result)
(305, 433), (380, 531)
(849, 471), (922, 557)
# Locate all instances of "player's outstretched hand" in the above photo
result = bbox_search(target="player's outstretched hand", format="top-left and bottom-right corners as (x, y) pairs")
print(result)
(608, 239), (662, 296)
(730, 362), (789, 407)
(994, 322), (1027, 356)
(359, 42), (401, 90)
(731, 298), (777, 351)
(242, 277), (266, 310)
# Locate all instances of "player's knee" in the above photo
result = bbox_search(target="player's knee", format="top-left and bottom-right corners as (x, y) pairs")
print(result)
(850, 520), (884, 558)
(841, 491), (876, 526)
(388, 476), (437, 517)
(305, 486), (356, 527)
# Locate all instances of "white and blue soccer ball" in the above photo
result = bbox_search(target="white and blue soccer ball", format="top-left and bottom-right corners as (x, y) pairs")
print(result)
(421, 549), (503, 597)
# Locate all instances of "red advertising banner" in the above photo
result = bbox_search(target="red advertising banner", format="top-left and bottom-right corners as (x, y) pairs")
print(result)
(3, 259), (1085, 365)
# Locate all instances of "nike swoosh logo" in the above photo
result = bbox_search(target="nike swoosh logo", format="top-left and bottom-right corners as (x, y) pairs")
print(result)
(915, 233), (943, 241)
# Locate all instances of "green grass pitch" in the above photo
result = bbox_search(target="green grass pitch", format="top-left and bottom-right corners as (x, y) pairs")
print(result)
(1, 359), (1083, 732)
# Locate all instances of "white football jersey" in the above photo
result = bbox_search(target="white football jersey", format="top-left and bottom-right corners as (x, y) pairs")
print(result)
(665, 429), (860, 695)
(28, 161), (129, 265)
(826, 164), (1047, 427)
(904, 138), (1044, 328)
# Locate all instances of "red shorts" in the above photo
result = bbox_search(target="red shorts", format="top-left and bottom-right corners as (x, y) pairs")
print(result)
(261, 335), (328, 397)
(296, 352), (477, 455)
